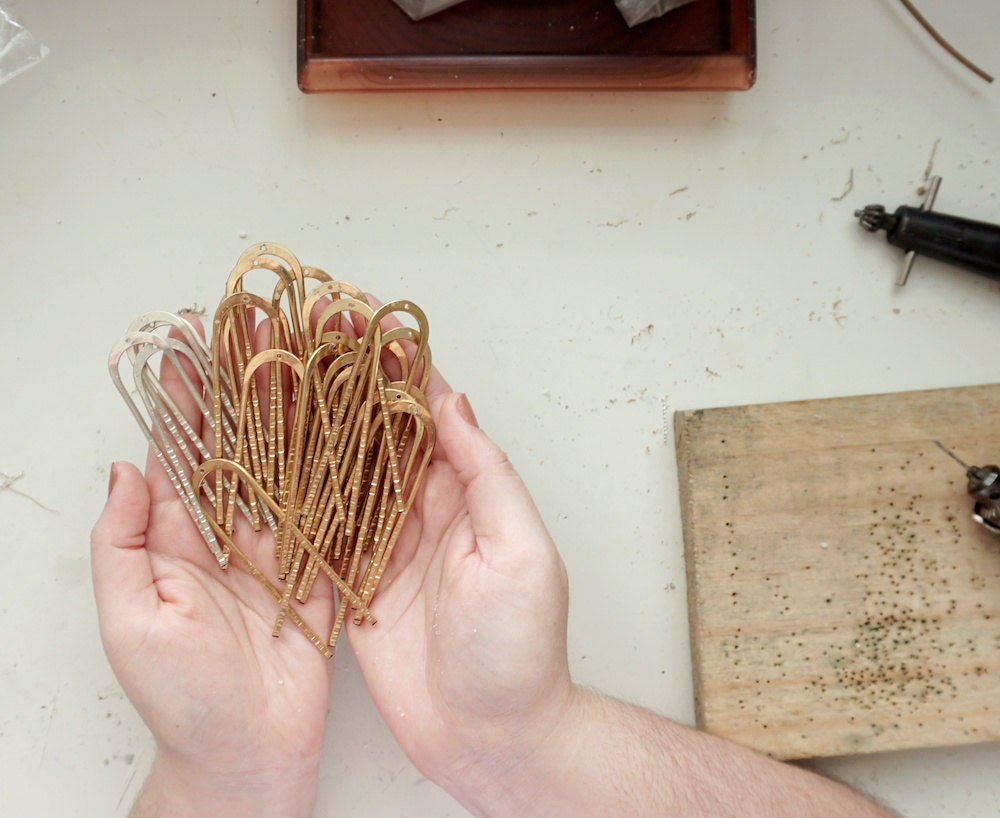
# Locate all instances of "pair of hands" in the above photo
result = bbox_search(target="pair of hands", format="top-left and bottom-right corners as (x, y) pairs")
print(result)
(91, 325), (572, 817)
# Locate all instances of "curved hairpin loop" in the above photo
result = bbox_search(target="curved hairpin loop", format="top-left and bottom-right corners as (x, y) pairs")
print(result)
(382, 390), (435, 500)
(296, 266), (335, 304)
(113, 333), (202, 422)
(302, 279), (368, 316)
(229, 242), (306, 293)
(345, 394), (435, 629)
(301, 265), (334, 285)
(191, 461), (329, 659)
(315, 381), (434, 621)
(210, 293), (290, 439)
(126, 311), (211, 367)
(294, 359), (366, 590)
(380, 378), (432, 479)
(311, 295), (374, 354)
(223, 348), (305, 535)
(228, 243), (308, 355)
(294, 348), (378, 597)
(131, 348), (209, 474)
(214, 290), (293, 357)
(278, 341), (347, 576)
(379, 326), (415, 384)
(316, 331), (361, 356)
(312, 366), (399, 608)
(108, 332), (228, 567)
(192, 457), (376, 652)
(111, 334), (189, 454)
(211, 292), (282, 526)
(370, 300), (431, 395)
(381, 325), (432, 396)
(288, 351), (363, 570)
(133, 332), (214, 420)
(228, 254), (297, 301)
(291, 343), (369, 524)
(316, 350), (363, 468)
(212, 291), (295, 531)
(374, 320), (432, 488)
(128, 311), (242, 449)
(126, 314), (225, 430)
(275, 267), (339, 356)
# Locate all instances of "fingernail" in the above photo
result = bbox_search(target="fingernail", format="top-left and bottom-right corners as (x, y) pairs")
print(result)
(107, 463), (119, 497)
(455, 393), (479, 428)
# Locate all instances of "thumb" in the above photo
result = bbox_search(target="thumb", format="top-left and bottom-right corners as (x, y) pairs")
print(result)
(437, 393), (554, 564)
(90, 462), (158, 636)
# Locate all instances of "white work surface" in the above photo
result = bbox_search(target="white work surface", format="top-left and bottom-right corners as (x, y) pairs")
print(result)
(2, 1), (999, 815)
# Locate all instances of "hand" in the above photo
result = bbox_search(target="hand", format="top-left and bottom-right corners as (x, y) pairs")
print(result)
(347, 381), (576, 814)
(91, 323), (332, 818)
(347, 385), (899, 818)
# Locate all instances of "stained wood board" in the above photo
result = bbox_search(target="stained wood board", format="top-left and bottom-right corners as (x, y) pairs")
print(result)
(675, 383), (1000, 760)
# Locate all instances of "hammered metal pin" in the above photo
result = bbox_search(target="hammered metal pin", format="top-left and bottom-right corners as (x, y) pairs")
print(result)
(110, 243), (436, 655)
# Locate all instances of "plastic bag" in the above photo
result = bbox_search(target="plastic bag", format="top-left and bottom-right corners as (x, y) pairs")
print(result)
(0, 5), (48, 86)
(614, 0), (699, 27)
(393, 0), (470, 21)
(394, 0), (699, 25)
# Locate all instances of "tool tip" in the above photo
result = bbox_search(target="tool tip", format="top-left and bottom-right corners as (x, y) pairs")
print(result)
(856, 204), (887, 232)
(933, 439), (971, 470)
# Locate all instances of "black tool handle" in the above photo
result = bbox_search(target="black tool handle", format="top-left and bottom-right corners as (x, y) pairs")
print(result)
(886, 206), (1000, 279)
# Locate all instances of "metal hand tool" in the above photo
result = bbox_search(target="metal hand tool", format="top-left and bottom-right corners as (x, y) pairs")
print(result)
(855, 176), (1000, 285)
(933, 440), (1000, 535)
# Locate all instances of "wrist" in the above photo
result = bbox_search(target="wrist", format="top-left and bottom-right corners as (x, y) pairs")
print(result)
(130, 746), (320, 818)
(439, 683), (591, 818)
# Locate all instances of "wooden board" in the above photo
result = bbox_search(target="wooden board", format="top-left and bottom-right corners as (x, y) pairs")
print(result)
(675, 384), (1000, 760)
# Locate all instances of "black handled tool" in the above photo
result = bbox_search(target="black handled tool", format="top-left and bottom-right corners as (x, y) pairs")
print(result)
(855, 176), (1000, 285)
(933, 441), (1000, 535)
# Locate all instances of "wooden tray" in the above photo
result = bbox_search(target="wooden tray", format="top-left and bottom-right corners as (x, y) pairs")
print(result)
(675, 384), (1000, 759)
(297, 0), (755, 91)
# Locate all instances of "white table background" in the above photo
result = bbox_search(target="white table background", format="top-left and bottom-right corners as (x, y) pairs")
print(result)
(2, 1), (998, 815)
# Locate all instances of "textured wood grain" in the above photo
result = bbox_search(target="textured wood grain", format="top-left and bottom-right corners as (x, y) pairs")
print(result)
(675, 384), (1000, 760)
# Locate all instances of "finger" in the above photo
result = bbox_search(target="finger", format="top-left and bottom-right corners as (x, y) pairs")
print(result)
(435, 392), (552, 566)
(91, 462), (159, 639)
(419, 355), (450, 403)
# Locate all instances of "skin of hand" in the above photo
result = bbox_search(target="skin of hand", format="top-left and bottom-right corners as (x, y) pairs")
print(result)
(91, 303), (895, 818)
(345, 293), (576, 805)
(90, 322), (333, 818)
(347, 377), (578, 813)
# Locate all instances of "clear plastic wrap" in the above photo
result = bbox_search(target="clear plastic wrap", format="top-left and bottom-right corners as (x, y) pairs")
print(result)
(0, 5), (48, 86)
(615, 0), (699, 27)
(392, 0), (699, 25)
(393, 0), (470, 21)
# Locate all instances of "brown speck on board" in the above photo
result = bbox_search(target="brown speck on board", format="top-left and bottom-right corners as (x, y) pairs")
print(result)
(674, 383), (1000, 760)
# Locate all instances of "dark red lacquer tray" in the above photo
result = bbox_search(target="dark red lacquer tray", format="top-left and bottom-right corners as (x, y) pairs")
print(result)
(298, 0), (755, 92)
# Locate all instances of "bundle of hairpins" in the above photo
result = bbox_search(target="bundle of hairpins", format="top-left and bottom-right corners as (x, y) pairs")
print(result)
(108, 243), (435, 657)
